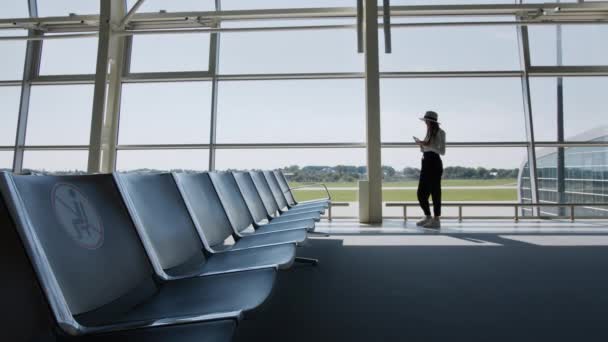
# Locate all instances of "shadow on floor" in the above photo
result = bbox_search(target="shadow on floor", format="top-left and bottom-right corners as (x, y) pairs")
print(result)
(235, 236), (608, 342)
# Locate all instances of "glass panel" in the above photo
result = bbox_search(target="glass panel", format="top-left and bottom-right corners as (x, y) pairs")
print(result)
(529, 77), (556, 142)
(0, 151), (13, 171)
(222, 1), (354, 10)
(22, 150), (88, 173)
(39, 37), (98, 75)
(217, 79), (365, 143)
(0, 86), (21, 145)
(529, 25), (608, 66)
(381, 78), (526, 142)
(0, 30), (26, 80)
(383, 146), (527, 217)
(215, 148), (365, 170)
(116, 149), (209, 172)
(127, 0), (215, 12)
(119, 82), (212, 145)
(391, 0), (577, 3)
(383, 147), (527, 174)
(380, 24), (520, 71)
(0, 1), (29, 18)
(219, 27), (362, 74)
(130, 34), (210, 73)
(532, 146), (608, 217)
(530, 77), (608, 142)
(37, 0), (99, 16)
(27, 85), (94, 145)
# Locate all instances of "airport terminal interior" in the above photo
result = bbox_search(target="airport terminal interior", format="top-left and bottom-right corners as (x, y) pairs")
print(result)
(2, 1), (608, 341)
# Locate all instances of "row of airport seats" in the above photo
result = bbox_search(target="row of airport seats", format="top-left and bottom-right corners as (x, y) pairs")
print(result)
(0, 170), (330, 342)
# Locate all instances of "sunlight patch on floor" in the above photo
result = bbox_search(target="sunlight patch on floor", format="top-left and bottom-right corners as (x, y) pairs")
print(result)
(500, 235), (608, 246)
(314, 235), (501, 246)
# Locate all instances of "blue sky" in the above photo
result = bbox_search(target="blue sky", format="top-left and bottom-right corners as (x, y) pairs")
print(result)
(0, 1), (607, 172)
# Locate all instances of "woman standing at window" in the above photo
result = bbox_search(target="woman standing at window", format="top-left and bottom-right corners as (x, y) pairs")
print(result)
(413, 111), (446, 229)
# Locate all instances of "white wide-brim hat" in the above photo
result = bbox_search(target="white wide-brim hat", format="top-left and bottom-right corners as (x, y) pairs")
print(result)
(419, 111), (439, 124)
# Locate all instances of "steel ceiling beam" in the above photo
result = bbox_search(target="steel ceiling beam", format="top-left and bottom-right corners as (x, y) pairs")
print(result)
(2, 2), (608, 33)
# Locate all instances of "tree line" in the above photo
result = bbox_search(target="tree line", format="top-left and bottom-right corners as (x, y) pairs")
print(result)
(4, 165), (520, 181)
(283, 165), (519, 183)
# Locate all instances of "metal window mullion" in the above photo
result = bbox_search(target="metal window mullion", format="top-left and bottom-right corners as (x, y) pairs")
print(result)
(208, 0), (221, 171)
(88, 1), (126, 173)
(13, 0), (41, 174)
(517, 23), (540, 207)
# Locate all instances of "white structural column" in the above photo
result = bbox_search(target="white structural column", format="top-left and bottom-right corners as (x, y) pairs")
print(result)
(13, 0), (41, 173)
(362, 0), (383, 223)
(516, 24), (540, 205)
(87, 1), (126, 173)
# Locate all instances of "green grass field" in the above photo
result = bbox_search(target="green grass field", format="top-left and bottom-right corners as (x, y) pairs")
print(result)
(293, 189), (517, 202)
(291, 178), (518, 202)
(290, 178), (517, 188)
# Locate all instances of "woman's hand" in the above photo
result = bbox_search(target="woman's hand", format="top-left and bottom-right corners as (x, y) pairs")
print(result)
(413, 136), (423, 145)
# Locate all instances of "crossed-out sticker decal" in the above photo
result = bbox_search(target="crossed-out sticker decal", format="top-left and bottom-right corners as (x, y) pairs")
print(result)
(51, 183), (104, 249)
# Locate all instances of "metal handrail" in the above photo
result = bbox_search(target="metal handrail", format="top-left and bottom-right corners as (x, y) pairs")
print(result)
(386, 201), (608, 222)
(286, 183), (332, 201)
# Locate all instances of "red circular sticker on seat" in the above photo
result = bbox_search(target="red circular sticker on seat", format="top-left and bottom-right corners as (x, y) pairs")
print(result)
(51, 183), (104, 250)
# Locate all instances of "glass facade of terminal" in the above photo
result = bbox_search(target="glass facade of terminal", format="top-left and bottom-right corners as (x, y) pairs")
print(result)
(520, 132), (608, 217)
(0, 1), (607, 217)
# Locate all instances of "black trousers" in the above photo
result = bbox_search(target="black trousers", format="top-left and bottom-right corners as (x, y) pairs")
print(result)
(417, 151), (443, 217)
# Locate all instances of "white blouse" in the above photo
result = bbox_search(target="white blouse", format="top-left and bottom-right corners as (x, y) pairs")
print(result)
(420, 129), (446, 156)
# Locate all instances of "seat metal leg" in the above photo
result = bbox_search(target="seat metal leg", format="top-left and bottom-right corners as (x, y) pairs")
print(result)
(295, 257), (319, 266)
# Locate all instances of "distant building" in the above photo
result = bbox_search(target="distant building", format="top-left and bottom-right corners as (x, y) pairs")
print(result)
(518, 127), (608, 217)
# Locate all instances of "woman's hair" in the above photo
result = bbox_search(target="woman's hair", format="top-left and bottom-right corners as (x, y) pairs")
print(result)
(423, 121), (440, 144)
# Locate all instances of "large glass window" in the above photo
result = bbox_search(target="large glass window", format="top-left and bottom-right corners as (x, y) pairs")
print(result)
(380, 24), (520, 72)
(383, 146), (527, 217)
(215, 148), (365, 170)
(39, 38), (98, 75)
(381, 78), (526, 142)
(383, 147), (527, 173)
(0, 31), (26, 80)
(0, 86), (21, 145)
(37, 0), (99, 17)
(119, 82), (212, 145)
(22, 150), (88, 173)
(116, 149), (209, 172)
(217, 79), (365, 143)
(26, 85), (94, 146)
(0, 151), (13, 171)
(219, 27), (362, 74)
(130, 34), (210, 73)
(530, 77), (608, 142)
(529, 25), (608, 66)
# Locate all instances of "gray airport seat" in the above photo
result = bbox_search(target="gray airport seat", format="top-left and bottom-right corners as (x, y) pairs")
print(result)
(274, 170), (330, 208)
(263, 171), (327, 215)
(78, 320), (236, 342)
(114, 172), (296, 276)
(209, 172), (308, 242)
(250, 171), (326, 223)
(233, 172), (319, 232)
(0, 172), (274, 338)
(173, 172), (307, 251)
